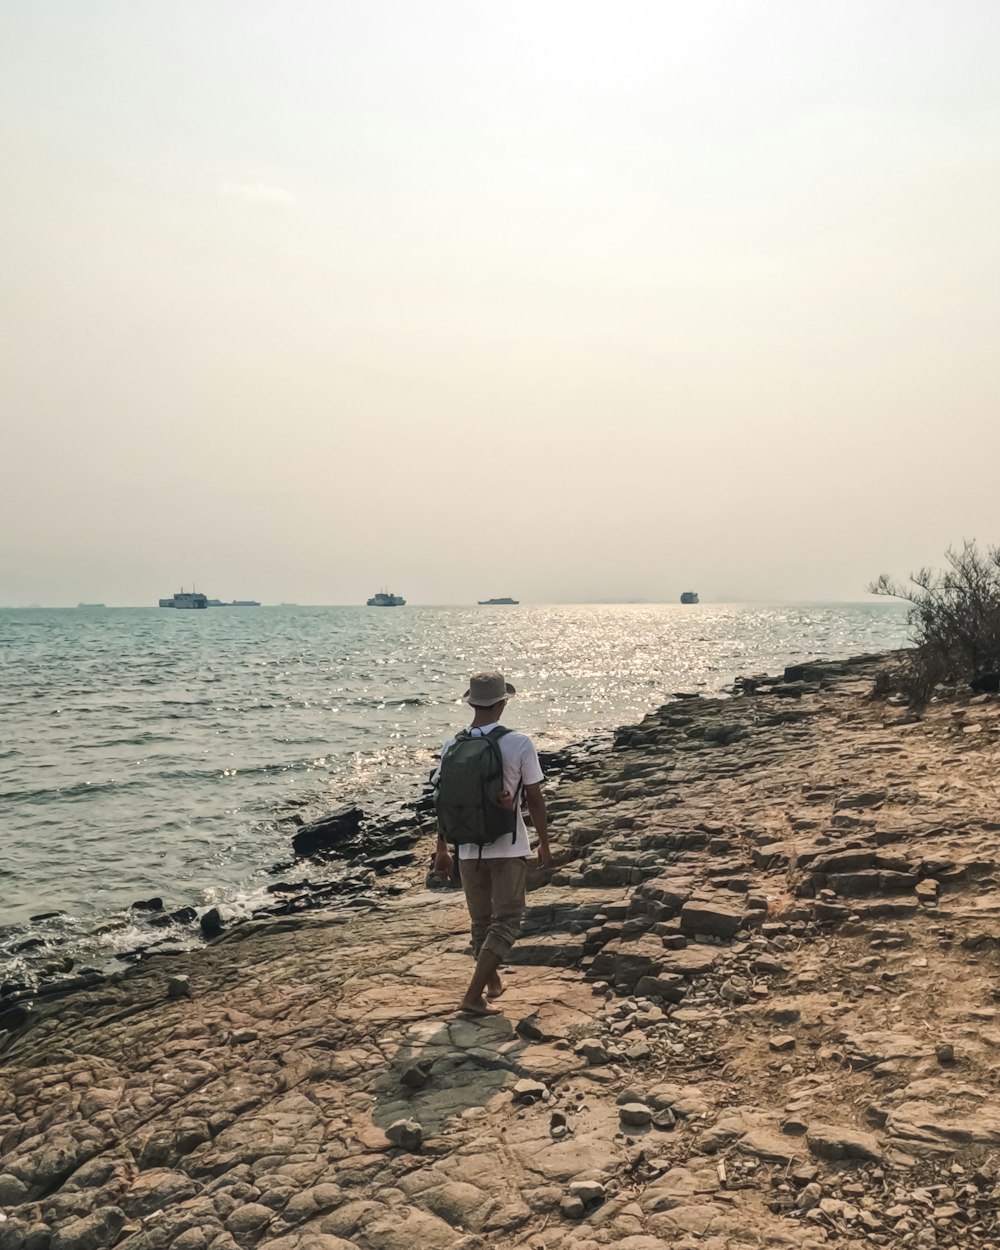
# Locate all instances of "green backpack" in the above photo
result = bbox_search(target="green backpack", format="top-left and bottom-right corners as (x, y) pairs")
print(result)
(435, 726), (519, 854)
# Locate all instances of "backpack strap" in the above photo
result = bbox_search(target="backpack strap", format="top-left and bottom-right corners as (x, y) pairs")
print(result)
(485, 726), (522, 843)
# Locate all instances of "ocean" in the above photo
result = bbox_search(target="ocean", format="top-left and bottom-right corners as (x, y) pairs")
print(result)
(0, 603), (910, 979)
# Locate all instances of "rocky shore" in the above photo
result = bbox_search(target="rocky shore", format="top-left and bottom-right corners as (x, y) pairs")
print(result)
(3, 653), (1000, 1250)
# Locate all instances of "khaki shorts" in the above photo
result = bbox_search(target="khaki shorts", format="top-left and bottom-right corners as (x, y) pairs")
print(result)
(459, 856), (527, 961)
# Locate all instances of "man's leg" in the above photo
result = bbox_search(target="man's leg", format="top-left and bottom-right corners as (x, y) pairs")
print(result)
(460, 858), (527, 1014)
(460, 857), (492, 959)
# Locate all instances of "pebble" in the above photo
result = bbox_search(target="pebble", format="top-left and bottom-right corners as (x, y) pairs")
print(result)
(619, 1102), (652, 1126)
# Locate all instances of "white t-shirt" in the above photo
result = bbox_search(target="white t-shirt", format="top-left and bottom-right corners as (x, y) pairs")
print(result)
(438, 722), (545, 860)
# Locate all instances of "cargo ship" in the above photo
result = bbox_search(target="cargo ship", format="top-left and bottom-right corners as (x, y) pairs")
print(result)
(159, 590), (208, 609)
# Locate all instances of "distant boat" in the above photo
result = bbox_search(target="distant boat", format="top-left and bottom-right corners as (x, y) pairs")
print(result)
(159, 590), (208, 609)
(226, 600), (261, 607)
(367, 591), (406, 607)
(680, 591), (700, 605)
(478, 597), (519, 605)
(77, 603), (105, 608)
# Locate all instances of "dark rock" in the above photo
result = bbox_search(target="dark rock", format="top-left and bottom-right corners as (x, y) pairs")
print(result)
(366, 849), (416, 874)
(28, 910), (66, 922)
(0, 1002), (31, 1032)
(400, 1061), (433, 1088)
(291, 805), (365, 858)
(385, 1118), (423, 1151)
(971, 672), (1000, 693)
(34, 975), (98, 998)
(12, 937), (45, 954)
(169, 906), (198, 925)
(619, 1102), (653, 1126)
(131, 897), (164, 912)
(167, 975), (191, 999)
(516, 1013), (545, 1041)
(772, 681), (810, 699)
(200, 908), (225, 938)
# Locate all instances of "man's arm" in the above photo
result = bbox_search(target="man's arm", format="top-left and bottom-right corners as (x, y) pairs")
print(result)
(433, 831), (453, 877)
(524, 782), (553, 869)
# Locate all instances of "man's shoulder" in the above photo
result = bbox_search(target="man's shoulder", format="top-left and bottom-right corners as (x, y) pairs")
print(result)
(498, 728), (538, 753)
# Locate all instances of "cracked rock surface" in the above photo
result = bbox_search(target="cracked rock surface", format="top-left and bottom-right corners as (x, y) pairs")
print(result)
(3, 654), (1000, 1248)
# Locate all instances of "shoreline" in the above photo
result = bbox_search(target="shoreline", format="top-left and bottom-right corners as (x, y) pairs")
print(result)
(2, 604), (910, 970)
(0, 647), (889, 1005)
(7, 647), (1000, 1247)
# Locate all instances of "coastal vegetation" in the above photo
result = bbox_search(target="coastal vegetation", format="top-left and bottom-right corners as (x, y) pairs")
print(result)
(871, 540), (1000, 707)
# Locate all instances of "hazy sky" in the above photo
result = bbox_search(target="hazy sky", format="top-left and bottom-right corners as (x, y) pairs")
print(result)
(3, 1), (998, 605)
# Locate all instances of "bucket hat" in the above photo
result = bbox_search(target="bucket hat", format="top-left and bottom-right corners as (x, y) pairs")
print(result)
(464, 671), (516, 706)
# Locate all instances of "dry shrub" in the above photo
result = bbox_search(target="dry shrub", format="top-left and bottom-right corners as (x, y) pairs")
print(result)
(871, 540), (1000, 707)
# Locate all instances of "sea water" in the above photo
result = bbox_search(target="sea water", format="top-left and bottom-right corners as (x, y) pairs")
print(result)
(0, 603), (909, 975)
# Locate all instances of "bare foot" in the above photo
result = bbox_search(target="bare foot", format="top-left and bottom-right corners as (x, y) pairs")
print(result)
(458, 996), (501, 1017)
(485, 973), (505, 1000)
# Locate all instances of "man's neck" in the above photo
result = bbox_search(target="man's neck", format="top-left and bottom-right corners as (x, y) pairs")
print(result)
(471, 712), (498, 729)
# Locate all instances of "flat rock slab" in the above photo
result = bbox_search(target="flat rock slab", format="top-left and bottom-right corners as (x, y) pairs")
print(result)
(680, 900), (745, 939)
(807, 1123), (884, 1162)
(659, 945), (720, 976)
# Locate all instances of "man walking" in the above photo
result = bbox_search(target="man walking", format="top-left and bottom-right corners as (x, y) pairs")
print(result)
(434, 671), (552, 1016)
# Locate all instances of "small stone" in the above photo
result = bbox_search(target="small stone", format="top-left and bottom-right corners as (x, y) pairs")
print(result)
(782, 1119), (808, 1136)
(400, 1061), (433, 1088)
(619, 1102), (652, 1127)
(516, 1013), (545, 1041)
(385, 1118), (423, 1151)
(797, 1182), (823, 1211)
(229, 1029), (258, 1045)
(166, 975), (191, 999)
(568, 1179), (606, 1207)
(575, 1037), (611, 1065)
(513, 1079), (549, 1104)
(769, 1034), (796, 1052)
(936, 1042), (955, 1065)
(560, 1194), (585, 1219)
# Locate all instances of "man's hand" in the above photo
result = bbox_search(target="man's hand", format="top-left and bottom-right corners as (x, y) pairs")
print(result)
(535, 842), (554, 870)
(434, 846), (454, 878)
